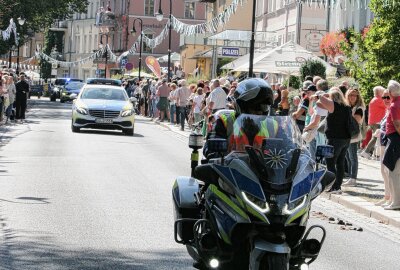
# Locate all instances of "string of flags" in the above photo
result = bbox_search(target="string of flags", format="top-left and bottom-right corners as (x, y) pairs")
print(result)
(1, 19), (19, 45)
(297, 0), (397, 9)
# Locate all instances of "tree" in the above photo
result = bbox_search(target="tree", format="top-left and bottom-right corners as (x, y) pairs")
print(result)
(320, 32), (346, 60)
(341, 0), (400, 103)
(300, 59), (326, 80)
(0, 0), (88, 55)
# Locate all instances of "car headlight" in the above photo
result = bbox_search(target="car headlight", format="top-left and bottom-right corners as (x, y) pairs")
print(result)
(121, 109), (134, 117)
(242, 192), (270, 213)
(76, 107), (88, 115)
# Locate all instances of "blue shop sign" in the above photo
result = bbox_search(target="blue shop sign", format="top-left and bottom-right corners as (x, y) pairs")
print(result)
(221, 47), (240, 57)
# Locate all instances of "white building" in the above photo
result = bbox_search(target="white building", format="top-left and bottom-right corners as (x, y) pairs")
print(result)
(60, 0), (100, 80)
(327, 0), (373, 32)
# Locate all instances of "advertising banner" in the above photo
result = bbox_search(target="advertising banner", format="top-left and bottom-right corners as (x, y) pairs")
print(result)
(145, 56), (161, 78)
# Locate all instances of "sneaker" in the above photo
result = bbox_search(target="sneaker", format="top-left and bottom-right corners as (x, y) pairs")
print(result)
(360, 151), (371, 159)
(384, 204), (400, 210)
(342, 178), (357, 187)
(180, 127), (184, 131)
(329, 189), (342, 195)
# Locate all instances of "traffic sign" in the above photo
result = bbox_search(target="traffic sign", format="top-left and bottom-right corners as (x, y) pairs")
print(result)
(125, 62), (133, 70)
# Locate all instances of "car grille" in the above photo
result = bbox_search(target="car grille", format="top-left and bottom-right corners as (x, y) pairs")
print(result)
(89, 110), (120, 118)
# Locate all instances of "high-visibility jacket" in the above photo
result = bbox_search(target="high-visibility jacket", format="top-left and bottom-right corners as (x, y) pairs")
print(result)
(216, 110), (236, 151)
(233, 117), (279, 151)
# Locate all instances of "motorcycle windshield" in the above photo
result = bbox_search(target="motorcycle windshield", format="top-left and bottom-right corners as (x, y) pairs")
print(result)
(232, 114), (302, 186)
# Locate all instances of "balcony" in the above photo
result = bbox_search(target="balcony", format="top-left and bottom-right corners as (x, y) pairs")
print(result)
(49, 20), (68, 32)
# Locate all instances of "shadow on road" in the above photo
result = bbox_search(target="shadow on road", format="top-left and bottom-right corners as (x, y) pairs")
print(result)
(78, 129), (144, 138)
(0, 228), (192, 270)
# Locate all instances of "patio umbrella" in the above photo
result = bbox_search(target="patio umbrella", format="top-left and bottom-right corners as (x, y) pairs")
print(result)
(157, 52), (180, 63)
(124, 71), (155, 78)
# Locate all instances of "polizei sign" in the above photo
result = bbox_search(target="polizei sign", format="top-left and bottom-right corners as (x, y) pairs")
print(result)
(221, 47), (240, 57)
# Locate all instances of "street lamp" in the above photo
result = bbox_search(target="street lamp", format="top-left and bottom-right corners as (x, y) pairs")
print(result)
(155, 0), (172, 82)
(16, 16), (26, 74)
(131, 18), (143, 82)
(248, 0), (257, 78)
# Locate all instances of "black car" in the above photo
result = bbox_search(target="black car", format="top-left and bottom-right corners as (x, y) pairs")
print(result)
(60, 81), (86, 103)
(50, 78), (83, 101)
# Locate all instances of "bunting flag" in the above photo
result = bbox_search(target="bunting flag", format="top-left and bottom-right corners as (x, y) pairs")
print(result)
(297, 0), (397, 10)
(1, 18), (19, 45)
(171, 0), (244, 35)
(37, 46), (106, 68)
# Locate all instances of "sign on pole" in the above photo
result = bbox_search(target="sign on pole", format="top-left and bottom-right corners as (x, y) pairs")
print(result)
(221, 47), (240, 57)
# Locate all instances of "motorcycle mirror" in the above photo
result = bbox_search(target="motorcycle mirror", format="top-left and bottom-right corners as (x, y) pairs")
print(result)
(69, 93), (78, 100)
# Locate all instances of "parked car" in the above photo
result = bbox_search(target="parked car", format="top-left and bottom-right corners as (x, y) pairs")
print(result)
(71, 84), (136, 135)
(60, 81), (85, 103)
(50, 78), (83, 101)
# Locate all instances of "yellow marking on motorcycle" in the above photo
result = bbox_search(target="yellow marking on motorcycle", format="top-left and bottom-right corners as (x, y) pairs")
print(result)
(191, 152), (199, 161)
(286, 207), (307, 225)
(246, 205), (269, 223)
(209, 185), (249, 220)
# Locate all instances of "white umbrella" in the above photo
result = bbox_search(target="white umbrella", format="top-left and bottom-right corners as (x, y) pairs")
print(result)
(124, 71), (155, 78)
(157, 52), (180, 63)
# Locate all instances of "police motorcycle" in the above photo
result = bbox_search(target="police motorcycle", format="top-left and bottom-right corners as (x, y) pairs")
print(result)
(173, 114), (335, 270)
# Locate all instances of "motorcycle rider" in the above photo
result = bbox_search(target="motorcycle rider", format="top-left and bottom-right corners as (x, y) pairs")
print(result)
(204, 78), (276, 157)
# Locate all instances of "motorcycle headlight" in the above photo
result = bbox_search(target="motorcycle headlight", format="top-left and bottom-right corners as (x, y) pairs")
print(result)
(76, 107), (88, 115)
(284, 196), (307, 214)
(242, 192), (270, 213)
(121, 109), (134, 117)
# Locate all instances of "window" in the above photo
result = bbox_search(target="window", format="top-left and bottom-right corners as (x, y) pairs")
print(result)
(144, 0), (154, 16)
(185, 2), (195, 19)
(84, 36), (87, 53)
(142, 34), (153, 53)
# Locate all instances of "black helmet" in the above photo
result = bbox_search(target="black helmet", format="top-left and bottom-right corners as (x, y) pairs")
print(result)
(233, 78), (274, 115)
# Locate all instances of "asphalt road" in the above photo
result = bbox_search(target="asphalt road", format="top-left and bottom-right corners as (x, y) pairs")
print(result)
(0, 99), (400, 270)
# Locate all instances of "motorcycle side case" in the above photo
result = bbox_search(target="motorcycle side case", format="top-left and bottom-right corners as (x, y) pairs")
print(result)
(172, 177), (200, 242)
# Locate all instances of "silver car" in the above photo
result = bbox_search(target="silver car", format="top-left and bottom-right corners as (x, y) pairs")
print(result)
(71, 84), (135, 135)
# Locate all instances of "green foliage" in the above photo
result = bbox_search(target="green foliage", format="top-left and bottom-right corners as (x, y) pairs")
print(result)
(282, 75), (301, 90)
(0, 0), (88, 54)
(217, 58), (232, 76)
(341, 0), (400, 104)
(299, 59), (326, 80)
(41, 30), (64, 79)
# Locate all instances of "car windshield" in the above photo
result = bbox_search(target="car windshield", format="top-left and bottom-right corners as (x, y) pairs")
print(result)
(232, 114), (302, 185)
(65, 82), (85, 91)
(81, 88), (128, 101)
(55, 79), (67, 86)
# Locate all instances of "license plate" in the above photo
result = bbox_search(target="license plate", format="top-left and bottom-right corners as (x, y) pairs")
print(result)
(95, 118), (113, 124)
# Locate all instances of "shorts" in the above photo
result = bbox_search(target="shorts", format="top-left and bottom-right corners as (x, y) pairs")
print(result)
(157, 97), (169, 111)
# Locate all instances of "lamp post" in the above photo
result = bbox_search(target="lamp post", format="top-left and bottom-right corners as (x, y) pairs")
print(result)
(248, 0), (257, 78)
(155, 0), (172, 82)
(131, 18), (143, 82)
(16, 16), (26, 74)
(99, 34), (110, 78)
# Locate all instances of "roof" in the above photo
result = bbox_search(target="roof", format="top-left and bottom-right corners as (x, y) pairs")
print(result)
(207, 30), (275, 41)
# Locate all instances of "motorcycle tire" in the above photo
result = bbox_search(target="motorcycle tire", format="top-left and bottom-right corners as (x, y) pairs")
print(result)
(258, 253), (289, 270)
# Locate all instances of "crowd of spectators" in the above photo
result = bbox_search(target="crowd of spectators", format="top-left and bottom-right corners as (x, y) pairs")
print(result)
(120, 71), (399, 210)
(0, 67), (31, 124)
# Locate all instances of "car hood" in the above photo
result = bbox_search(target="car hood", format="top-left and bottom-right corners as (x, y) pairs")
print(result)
(78, 99), (132, 111)
(66, 89), (82, 94)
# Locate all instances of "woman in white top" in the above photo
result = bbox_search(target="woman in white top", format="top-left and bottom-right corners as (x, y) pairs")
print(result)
(5, 76), (16, 122)
(192, 87), (204, 124)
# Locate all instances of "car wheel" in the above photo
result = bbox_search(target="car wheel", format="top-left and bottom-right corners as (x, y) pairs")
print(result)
(71, 123), (80, 133)
(60, 98), (65, 103)
(50, 95), (56, 102)
(124, 127), (134, 136)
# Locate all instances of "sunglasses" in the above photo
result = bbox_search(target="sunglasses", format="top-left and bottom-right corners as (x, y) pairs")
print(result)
(382, 96), (390, 100)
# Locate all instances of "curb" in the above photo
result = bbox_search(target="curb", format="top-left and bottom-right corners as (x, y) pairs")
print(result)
(149, 118), (400, 229)
(321, 192), (400, 229)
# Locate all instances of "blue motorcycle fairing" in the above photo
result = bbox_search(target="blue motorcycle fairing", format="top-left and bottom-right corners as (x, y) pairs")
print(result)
(213, 164), (266, 201)
(289, 169), (326, 203)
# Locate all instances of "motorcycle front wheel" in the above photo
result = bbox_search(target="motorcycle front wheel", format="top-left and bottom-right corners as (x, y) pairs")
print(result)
(258, 253), (289, 270)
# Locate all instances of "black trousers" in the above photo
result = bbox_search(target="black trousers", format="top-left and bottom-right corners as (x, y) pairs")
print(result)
(326, 138), (350, 190)
(15, 98), (27, 120)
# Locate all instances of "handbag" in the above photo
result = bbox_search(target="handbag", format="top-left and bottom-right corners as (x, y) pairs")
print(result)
(348, 107), (361, 139)
(302, 128), (318, 143)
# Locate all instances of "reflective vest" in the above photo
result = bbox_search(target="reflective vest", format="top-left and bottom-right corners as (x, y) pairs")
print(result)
(233, 118), (279, 151)
(217, 110), (236, 151)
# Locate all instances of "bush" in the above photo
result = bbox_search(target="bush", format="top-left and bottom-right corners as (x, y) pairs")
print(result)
(282, 75), (301, 90)
(300, 59), (326, 80)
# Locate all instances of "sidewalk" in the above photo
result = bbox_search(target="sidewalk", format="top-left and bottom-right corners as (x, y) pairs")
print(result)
(151, 117), (400, 229)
